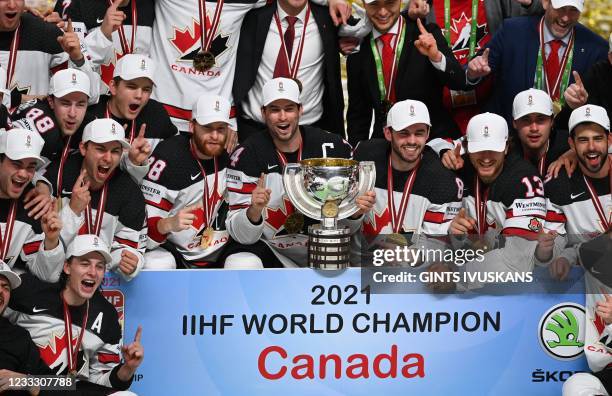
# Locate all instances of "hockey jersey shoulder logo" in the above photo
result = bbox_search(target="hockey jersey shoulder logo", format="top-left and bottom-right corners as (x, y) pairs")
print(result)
(169, 18), (230, 69)
(449, 12), (488, 62)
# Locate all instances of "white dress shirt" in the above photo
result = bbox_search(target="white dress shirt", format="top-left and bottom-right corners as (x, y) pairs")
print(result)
(243, 4), (324, 125)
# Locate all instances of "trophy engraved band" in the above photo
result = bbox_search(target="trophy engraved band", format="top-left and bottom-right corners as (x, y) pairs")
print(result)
(283, 158), (376, 269)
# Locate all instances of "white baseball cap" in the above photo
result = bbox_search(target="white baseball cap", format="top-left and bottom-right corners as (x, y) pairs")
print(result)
(0, 66), (8, 97)
(466, 113), (509, 153)
(82, 118), (131, 149)
(113, 54), (156, 85)
(192, 94), (231, 126)
(0, 129), (45, 167)
(49, 69), (91, 98)
(66, 234), (113, 265)
(0, 260), (20, 289)
(550, 0), (583, 11)
(512, 89), (553, 120)
(568, 104), (610, 134)
(386, 99), (431, 131)
(262, 78), (301, 106)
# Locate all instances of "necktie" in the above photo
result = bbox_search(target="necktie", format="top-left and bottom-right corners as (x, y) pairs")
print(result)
(379, 33), (395, 101)
(273, 16), (298, 78)
(546, 39), (562, 99)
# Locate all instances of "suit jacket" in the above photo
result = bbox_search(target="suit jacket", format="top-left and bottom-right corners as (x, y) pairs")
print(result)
(485, 16), (608, 126)
(233, 2), (344, 137)
(346, 14), (468, 148)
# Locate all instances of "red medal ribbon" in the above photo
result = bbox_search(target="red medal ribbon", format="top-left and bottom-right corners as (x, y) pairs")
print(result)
(105, 104), (136, 143)
(189, 140), (219, 230)
(108, 0), (137, 54)
(524, 141), (549, 176)
(0, 200), (18, 261)
(276, 140), (303, 169)
(273, 4), (311, 78)
(386, 155), (420, 233)
(84, 176), (112, 236)
(6, 23), (20, 91)
(198, 0), (224, 53)
(57, 135), (73, 199)
(583, 159), (612, 232)
(539, 18), (574, 100)
(474, 176), (490, 236)
(61, 295), (89, 376)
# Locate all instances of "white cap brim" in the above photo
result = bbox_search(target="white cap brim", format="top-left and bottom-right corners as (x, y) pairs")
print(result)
(68, 247), (113, 265)
(550, 0), (583, 11)
(117, 72), (156, 86)
(87, 135), (131, 150)
(5, 151), (45, 167)
(52, 87), (90, 99)
(389, 118), (431, 131)
(194, 115), (231, 126)
(467, 140), (506, 153)
(0, 269), (21, 289)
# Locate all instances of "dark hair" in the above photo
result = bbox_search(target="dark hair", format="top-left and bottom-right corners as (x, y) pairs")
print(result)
(570, 121), (610, 138)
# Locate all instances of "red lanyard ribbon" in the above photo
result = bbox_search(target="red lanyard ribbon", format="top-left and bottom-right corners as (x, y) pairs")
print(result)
(189, 140), (219, 229)
(474, 176), (490, 235)
(0, 200), (17, 261)
(105, 104), (136, 143)
(6, 24), (20, 91)
(198, 0), (224, 53)
(276, 141), (303, 169)
(57, 136), (73, 199)
(273, 4), (310, 79)
(386, 155), (420, 233)
(84, 178), (111, 236)
(62, 295), (89, 376)
(108, 0), (137, 54)
(583, 159), (612, 232)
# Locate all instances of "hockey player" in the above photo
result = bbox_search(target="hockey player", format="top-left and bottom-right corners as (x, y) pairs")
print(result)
(54, 0), (155, 90)
(43, 118), (147, 281)
(0, 129), (64, 281)
(225, 77), (362, 268)
(536, 105), (612, 395)
(141, 94), (231, 269)
(0, 1), (97, 108)
(5, 234), (144, 393)
(148, 0), (349, 133)
(353, 99), (463, 265)
(87, 54), (177, 182)
(447, 112), (547, 289)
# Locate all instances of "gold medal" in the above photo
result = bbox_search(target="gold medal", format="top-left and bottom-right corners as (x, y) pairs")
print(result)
(284, 212), (304, 235)
(552, 100), (562, 117)
(321, 200), (339, 218)
(200, 226), (214, 249)
(385, 233), (408, 246)
(68, 370), (77, 380)
(194, 51), (215, 72)
(56, 197), (63, 212)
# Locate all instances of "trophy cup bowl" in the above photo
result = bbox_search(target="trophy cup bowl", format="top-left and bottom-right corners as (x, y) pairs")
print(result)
(284, 158), (376, 270)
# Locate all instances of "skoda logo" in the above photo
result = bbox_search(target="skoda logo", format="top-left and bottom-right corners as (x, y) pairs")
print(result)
(538, 302), (585, 361)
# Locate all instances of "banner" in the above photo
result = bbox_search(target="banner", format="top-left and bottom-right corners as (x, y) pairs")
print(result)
(105, 268), (589, 395)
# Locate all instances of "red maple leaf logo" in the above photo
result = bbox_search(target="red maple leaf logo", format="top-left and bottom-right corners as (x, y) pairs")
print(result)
(191, 191), (224, 230)
(363, 208), (391, 236)
(449, 12), (489, 62)
(170, 17), (212, 55)
(265, 196), (297, 233)
(38, 331), (82, 373)
(594, 309), (607, 336)
(100, 51), (127, 87)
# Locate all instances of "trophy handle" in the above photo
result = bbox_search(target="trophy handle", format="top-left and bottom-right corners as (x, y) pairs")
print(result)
(337, 161), (376, 219)
(283, 163), (322, 220)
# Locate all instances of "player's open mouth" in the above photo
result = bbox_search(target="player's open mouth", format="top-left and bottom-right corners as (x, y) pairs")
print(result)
(526, 134), (541, 143)
(11, 177), (27, 192)
(65, 121), (76, 130)
(81, 279), (96, 293)
(128, 104), (140, 112)
(276, 124), (290, 132)
(97, 165), (111, 177)
(585, 153), (601, 166)
(5, 12), (17, 20)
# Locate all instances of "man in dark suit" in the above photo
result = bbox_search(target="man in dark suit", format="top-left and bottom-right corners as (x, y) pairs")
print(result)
(346, 0), (468, 148)
(233, 0), (345, 141)
(467, 0), (608, 126)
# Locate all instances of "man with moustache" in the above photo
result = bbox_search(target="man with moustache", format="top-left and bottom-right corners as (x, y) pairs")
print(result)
(43, 119), (147, 281)
(466, 0), (608, 125)
(353, 99), (463, 265)
(0, 129), (64, 281)
(88, 54), (177, 183)
(233, 0), (345, 139)
(447, 112), (547, 289)
(4, 235), (144, 394)
(346, 0), (468, 147)
(141, 94), (232, 269)
(535, 105), (612, 395)
(225, 78), (363, 268)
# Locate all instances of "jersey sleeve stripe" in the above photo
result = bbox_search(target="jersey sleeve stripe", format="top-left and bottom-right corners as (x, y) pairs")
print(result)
(501, 227), (539, 240)
(423, 211), (447, 224)
(145, 198), (173, 212)
(113, 236), (139, 249)
(147, 217), (166, 243)
(229, 204), (250, 210)
(545, 210), (567, 223)
(97, 353), (120, 364)
(228, 183), (257, 194)
(23, 240), (42, 255)
(504, 210), (546, 220)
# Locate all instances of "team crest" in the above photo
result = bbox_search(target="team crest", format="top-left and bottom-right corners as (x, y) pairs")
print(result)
(140, 59), (146, 70)
(528, 95), (533, 106)
(71, 73), (77, 85)
(169, 18), (230, 67)
(409, 105), (415, 116)
(278, 82), (284, 92)
(111, 124), (116, 135)
(528, 217), (543, 232)
(448, 12), (489, 61)
(483, 126), (489, 137)
(585, 107), (591, 117)
(25, 135), (31, 148)
(214, 100), (220, 112)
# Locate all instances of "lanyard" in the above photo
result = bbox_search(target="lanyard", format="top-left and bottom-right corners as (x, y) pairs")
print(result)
(387, 156), (420, 233)
(105, 104), (136, 143)
(5, 24), (20, 91)
(57, 136), (73, 201)
(273, 4), (311, 78)
(0, 200), (17, 261)
(198, 0), (224, 53)
(524, 140), (549, 176)
(583, 159), (612, 232)
(474, 176), (490, 235)
(84, 178), (111, 236)
(276, 141), (303, 169)
(534, 18), (574, 103)
(189, 140), (219, 230)
(444, 0), (479, 57)
(109, 0), (137, 54)
(62, 295), (89, 377)
(370, 17), (406, 102)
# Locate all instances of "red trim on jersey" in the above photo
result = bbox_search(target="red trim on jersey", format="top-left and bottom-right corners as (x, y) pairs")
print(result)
(229, 204), (249, 210)
(145, 197), (173, 212)
(504, 210), (546, 220)
(114, 237), (139, 249)
(501, 227), (539, 240)
(22, 240), (42, 255)
(423, 211), (447, 224)
(188, 261), (212, 267)
(228, 183), (257, 194)
(147, 217), (167, 243)
(97, 352), (120, 364)
(163, 104), (236, 121)
(545, 210), (567, 223)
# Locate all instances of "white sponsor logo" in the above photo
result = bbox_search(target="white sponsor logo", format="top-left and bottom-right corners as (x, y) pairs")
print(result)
(32, 307), (47, 313)
(62, 189), (72, 195)
(267, 164), (278, 170)
(570, 192), (586, 200)
(190, 173), (201, 181)
(96, 17), (104, 24)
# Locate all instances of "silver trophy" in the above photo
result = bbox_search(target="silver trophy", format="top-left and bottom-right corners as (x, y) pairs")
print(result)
(284, 158), (376, 269)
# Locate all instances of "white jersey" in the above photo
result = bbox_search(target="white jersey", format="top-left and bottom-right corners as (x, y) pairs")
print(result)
(150, 0), (328, 131)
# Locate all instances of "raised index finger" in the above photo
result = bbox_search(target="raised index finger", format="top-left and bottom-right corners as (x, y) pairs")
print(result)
(138, 123), (147, 139)
(601, 287), (612, 301)
(258, 172), (266, 188)
(416, 18), (428, 35)
(482, 48), (490, 63)
(572, 71), (584, 88)
(67, 18), (74, 33)
(110, 0), (121, 10)
(134, 325), (142, 343)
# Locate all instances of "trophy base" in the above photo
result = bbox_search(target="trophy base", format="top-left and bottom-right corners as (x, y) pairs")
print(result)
(308, 224), (351, 270)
